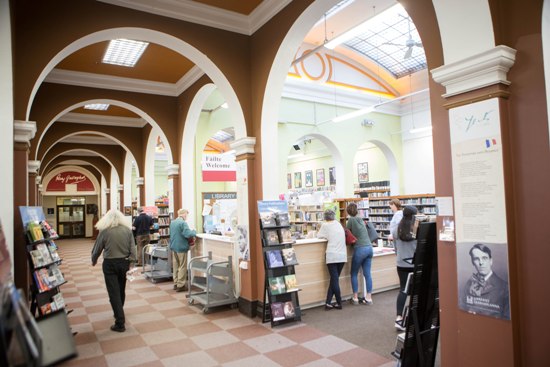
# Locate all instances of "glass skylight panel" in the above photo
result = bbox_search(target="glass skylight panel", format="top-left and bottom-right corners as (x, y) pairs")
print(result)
(84, 103), (109, 111)
(212, 128), (234, 143)
(102, 39), (149, 67)
(341, 4), (427, 78)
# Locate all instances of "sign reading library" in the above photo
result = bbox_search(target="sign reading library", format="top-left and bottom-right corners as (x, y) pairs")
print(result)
(201, 153), (236, 182)
(46, 171), (95, 192)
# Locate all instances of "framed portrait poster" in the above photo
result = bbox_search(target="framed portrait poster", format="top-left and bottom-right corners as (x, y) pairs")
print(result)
(316, 169), (325, 186)
(357, 162), (369, 183)
(329, 167), (336, 185)
(287, 173), (292, 189)
(304, 170), (313, 187)
(294, 172), (302, 188)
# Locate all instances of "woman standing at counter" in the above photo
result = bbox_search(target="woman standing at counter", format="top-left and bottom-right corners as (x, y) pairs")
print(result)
(388, 198), (403, 242)
(392, 205), (418, 331)
(317, 209), (347, 310)
(346, 203), (374, 305)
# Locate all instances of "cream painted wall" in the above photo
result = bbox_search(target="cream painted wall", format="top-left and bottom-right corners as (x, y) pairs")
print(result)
(352, 143), (391, 184)
(278, 98), (403, 197)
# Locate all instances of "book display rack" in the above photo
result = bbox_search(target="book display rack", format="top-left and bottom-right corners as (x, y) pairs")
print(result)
(258, 200), (302, 327)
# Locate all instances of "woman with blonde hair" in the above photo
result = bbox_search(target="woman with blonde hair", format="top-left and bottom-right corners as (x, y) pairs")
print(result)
(91, 209), (136, 332)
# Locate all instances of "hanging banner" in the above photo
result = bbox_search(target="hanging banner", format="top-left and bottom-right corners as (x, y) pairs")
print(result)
(46, 171), (95, 192)
(201, 153), (236, 182)
(450, 98), (511, 320)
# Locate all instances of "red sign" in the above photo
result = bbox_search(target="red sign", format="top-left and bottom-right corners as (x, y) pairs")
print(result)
(46, 171), (95, 191)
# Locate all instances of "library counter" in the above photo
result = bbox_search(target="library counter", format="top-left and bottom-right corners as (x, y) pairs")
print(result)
(293, 238), (399, 309)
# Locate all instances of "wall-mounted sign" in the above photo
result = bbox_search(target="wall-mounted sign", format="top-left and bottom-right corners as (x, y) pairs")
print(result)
(46, 171), (95, 192)
(201, 153), (236, 182)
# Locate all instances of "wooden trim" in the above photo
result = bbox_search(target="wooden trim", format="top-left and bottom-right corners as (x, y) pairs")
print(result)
(235, 152), (255, 162)
(442, 84), (510, 110)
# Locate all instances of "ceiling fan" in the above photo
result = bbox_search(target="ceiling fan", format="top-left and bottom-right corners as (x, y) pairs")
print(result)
(383, 16), (423, 59)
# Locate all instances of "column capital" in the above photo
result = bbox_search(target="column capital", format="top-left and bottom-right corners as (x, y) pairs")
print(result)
(14, 120), (37, 144)
(136, 177), (145, 186)
(104, 188), (111, 194)
(431, 45), (516, 97)
(230, 137), (256, 157)
(28, 160), (40, 174)
(117, 184), (124, 191)
(36, 175), (42, 185)
(38, 184), (43, 192)
(165, 164), (180, 176)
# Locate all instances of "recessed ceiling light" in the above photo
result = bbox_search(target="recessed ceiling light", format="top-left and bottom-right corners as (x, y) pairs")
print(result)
(102, 39), (149, 67)
(84, 103), (109, 111)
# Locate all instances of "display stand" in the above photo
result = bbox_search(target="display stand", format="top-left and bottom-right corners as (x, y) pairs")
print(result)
(258, 200), (302, 327)
(187, 251), (237, 313)
(392, 221), (439, 367)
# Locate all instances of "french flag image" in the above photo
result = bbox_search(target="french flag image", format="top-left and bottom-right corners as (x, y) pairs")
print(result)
(485, 138), (497, 148)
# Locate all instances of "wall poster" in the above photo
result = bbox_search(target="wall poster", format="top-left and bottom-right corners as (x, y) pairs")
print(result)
(329, 167), (336, 185)
(316, 169), (325, 186)
(450, 98), (511, 320)
(287, 173), (292, 189)
(304, 170), (313, 187)
(357, 162), (369, 183)
(294, 172), (302, 188)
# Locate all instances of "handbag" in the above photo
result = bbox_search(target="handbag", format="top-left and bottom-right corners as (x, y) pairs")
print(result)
(344, 227), (357, 246)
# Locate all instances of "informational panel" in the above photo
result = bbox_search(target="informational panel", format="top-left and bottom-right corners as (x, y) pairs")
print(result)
(450, 98), (511, 320)
(202, 192), (237, 233)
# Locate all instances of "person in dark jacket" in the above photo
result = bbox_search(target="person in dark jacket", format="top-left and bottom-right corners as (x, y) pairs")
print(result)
(91, 209), (136, 333)
(132, 207), (153, 266)
(169, 209), (196, 292)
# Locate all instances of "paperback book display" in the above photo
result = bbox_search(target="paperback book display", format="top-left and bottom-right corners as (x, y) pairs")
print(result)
(258, 200), (302, 327)
(20, 206), (67, 318)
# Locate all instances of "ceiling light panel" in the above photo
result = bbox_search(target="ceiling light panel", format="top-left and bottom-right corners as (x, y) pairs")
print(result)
(84, 103), (109, 111)
(103, 39), (149, 67)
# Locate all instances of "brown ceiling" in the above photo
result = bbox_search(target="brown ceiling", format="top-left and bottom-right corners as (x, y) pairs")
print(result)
(191, 0), (264, 15)
(56, 42), (194, 83)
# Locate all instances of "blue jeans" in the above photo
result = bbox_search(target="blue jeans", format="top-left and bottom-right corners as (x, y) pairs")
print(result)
(350, 246), (373, 294)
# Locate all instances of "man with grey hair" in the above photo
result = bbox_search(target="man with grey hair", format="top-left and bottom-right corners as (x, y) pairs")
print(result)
(169, 209), (196, 292)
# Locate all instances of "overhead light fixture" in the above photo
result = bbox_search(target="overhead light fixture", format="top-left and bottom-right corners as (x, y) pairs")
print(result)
(409, 126), (432, 134)
(330, 88), (429, 123)
(84, 103), (109, 111)
(103, 39), (149, 67)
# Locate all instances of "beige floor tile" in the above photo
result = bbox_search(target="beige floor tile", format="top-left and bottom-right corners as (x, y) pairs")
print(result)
(243, 333), (297, 353)
(160, 350), (218, 367)
(104, 346), (159, 367)
(190, 330), (240, 349)
(265, 345), (323, 367)
(140, 328), (187, 346)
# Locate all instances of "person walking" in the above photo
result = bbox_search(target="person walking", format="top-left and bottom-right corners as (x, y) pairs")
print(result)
(132, 207), (153, 266)
(91, 209), (136, 333)
(169, 209), (196, 292)
(346, 202), (374, 305)
(317, 209), (347, 310)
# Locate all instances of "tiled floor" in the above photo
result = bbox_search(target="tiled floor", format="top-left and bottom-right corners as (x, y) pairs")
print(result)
(57, 239), (394, 367)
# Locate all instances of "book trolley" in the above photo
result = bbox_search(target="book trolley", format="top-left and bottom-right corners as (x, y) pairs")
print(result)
(258, 200), (302, 327)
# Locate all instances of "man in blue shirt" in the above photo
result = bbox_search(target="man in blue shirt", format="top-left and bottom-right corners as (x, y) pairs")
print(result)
(170, 209), (196, 292)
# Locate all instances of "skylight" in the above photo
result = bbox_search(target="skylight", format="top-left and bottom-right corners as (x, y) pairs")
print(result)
(340, 4), (426, 78)
(102, 39), (149, 67)
(84, 103), (109, 111)
(212, 128), (234, 143)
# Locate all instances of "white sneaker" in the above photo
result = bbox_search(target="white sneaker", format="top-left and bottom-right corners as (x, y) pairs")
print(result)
(395, 320), (405, 331)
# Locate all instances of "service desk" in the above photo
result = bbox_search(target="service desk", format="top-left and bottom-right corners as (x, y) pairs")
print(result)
(293, 239), (399, 309)
(194, 233), (240, 296)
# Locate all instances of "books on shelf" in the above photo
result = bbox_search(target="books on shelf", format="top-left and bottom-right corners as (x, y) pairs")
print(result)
(39, 293), (66, 315)
(33, 265), (65, 292)
(281, 248), (298, 266)
(284, 274), (299, 292)
(264, 229), (280, 246)
(276, 213), (290, 227)
(48, 242), (61, 262)
(266, 250), (284, 268)
(27, 222), (44, 241)
(270, 302), (285, 321)
(283, 301), (296, 318)
(40, 220), (58, 238)
(278, 228), (293, 243)
(268, 276), (286, 295)
(30, 243), (54, 267)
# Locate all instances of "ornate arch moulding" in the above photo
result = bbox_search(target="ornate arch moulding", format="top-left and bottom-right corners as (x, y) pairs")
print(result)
(431, 45), (516, 98)
(14, 120), (37, 144)
(230, 137), (256, 160)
